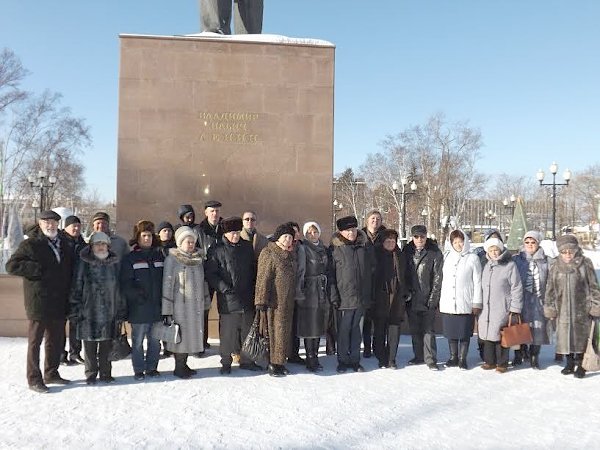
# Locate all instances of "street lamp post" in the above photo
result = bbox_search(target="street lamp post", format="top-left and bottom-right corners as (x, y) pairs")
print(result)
(421, 208), (428, 225)
(484, 209), (497, 228)
(28, 170), (57, 212)
(32, 199), (40, 222)
(536, 162), (571, 240)
(502, 194), (516, 233)
(392, 176), (417, 241)
(332, 199), (343, 232)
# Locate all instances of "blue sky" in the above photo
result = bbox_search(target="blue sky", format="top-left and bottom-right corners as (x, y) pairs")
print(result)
(1, 1), (599, 201)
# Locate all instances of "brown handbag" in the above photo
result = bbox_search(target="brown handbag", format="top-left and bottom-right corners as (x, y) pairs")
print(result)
(500, 313), (533, 348)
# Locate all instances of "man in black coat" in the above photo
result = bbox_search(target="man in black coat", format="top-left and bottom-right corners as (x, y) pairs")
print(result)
(329, 215), (376, 373)
(401, 225), (443, 370)
(205, 217), (261, 374)
(5, 210), (74, 393)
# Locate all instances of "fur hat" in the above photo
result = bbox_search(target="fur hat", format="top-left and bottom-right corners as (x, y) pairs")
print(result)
(381, 228), (399, 242)
(484, 228), (503, 242)
(157, 221), (173, 233)
(89, 231), (110, 246)
(39, 210), (61, 221)
(273, 223), (295, 241)
(92, 211), (110, 223)
(556, 234), (579, 252)
(177, 204), (195, 221)
(484, 237), (504, 252)
(175, 226), (197, 248)
(130, 220), (156, 246)
(410, 225), (427, 237)
(523, 230), (542, 244)
(64, 215), (81, 228)
(302, 221), (321, 237)
(336, 215), (358, 231)
(204, 200), (222, 209)
(221, 216), (243, 233)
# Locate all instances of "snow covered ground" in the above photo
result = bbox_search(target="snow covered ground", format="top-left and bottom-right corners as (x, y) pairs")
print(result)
(1, 250), (599, 449)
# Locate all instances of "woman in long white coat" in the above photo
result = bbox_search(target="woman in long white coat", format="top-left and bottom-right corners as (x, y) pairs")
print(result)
(162, 226), (210, 379)
(440, 229), (482, 370)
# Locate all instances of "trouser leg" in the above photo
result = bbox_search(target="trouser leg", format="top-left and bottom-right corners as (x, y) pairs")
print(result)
(145, 324), (161, 372)
(459, 339), (470, 361)
(483, 340), (496, 365)
(233, 0), (263, 34)
(407, 307), (424, 361)
(199, 0), (232, 34)
(26, 320), (45, 385)
(43, 319), (65, 380)
(98, 340), (112, 377)
(423, 310), (437, 365)
(326, 306), (337, 354)
(67, 319), (82, 359)
(219, 313), (239, 367)
(349, 309), (363, 365)
(131, 323), (146, 374)
(387, 325), (401, 365)
(449, 339), (459, 359)
(337, 310), (355, 364)
(372, 318), (388, 363)
(362, 312), (373, 354)
(496, 343), (509, 368)
(83, 341), (99, 379)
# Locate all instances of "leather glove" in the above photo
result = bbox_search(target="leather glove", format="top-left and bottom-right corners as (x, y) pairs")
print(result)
(162, 315), (173, 326)
(472, 307), (482, 316)
(255, 304), (268, 312)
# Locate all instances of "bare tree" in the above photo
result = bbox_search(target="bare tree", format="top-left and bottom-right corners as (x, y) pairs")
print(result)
(0, 48), (29, 114)
(334, 168), (369, 223)
(570, 164), (600, 224)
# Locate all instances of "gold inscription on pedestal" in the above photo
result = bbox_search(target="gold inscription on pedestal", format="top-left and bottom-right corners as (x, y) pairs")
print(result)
(199, 112), (261, 144)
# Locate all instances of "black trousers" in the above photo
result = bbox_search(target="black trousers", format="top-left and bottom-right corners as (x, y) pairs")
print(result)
(219, 311), (254, 366)
(362, 310), (374, 353)
(27, 319), (65, 386)
(337, 308), (363, 365)
(483, 340), (509, 367)
(407, 308), (437, 364)
(373, 318), (401, 365)
(325, 305), (337, 353)
(83, 340), (112, 379)
(200, 0), (264, 35)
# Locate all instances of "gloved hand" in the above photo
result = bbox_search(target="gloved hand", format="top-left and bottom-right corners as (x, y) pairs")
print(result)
(472, 307), (482, 316)
(331, 301), (340, 310)
(255, 304), (268, 312)
(162, 315), (173, 326)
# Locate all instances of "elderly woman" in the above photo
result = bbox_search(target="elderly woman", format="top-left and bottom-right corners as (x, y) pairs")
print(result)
(544, 234), (600, 378)
(440, 229), (482, 370)
(254, 223), (297, 377)
(372, 229), (406, 369)
(512, 231), (550, 369)
(162, 226), (209, 379)
(296, 221), (329, 372)
(69, 232), (125, 385)
(473, 238), (523, 373)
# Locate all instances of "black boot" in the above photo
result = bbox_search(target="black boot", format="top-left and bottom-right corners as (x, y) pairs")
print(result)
(561, 354), (575, 375)
(574, 353), (586, 378)
(445, 340), (459, 367)
(530, 345), (541, 370)
(174, 353), (191, 379)
(512, 350), (523, 366)
(304, 339), (320, 372)
(521, 344), (530, 361)
(458, 340), (469, 370)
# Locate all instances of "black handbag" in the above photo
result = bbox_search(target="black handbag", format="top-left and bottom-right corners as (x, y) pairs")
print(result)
(108, 321), (132, 361)
(151, 321), (181, 344)
(241, 311), (269, 363)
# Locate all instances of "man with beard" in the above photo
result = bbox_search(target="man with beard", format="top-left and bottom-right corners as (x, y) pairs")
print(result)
(6, 210), (74, 393)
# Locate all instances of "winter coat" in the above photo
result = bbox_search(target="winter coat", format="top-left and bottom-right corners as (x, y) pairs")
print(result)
(362, 225), (387, 247)
(513, 247), (550, 345)
(61, 231), (87, 262)
(439, 230), (482, 315)
(240, 228), (269, 259)
(5, 226), (74, 321)
(401, 239), (443, 311)
(475, 249), (523, 341)
(329, 230), (376, 310)
(205, 236), (256, 314)
(159, 239), (176, 259)
(296, 239), (329, 337)
(69, 247), (125, 341)
(254, 242), (296, 365)
(108, 233), (130, 261)
(544, 250), (600, 354)
(372, 244), (406, 325)
(120, 245), (164, 324)
(294, 241), (307, 302)
(195, 218), (223, 260)
(162, 248), (210, 354)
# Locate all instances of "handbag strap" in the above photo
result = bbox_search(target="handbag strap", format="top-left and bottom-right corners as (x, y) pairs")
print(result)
(507, 312), (522, 327)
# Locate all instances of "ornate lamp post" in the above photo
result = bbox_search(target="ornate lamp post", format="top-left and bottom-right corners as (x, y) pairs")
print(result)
(28, 170), (57, 212)
(392, 176), (417, 241)
(32, 199), (40, 222)
(536, 162), (571, 240)
(332, 199), (343, 232)
(484, 209), (497, 228)
(502, 194), (516, 233)
(421, 208), (428, 225)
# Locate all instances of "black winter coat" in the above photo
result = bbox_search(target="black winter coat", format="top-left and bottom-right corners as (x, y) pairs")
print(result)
(205, 237), (256, 314)
(5, 227), (74, 320)
(69, 247), (125, 341)
(372, 245), (406, 324)
(61, 231), (87, 262)
(195, 218), (223, 259)
(120, 245), (165, 324)
(401, 239), (443, 311)
(329, 230), (375, 310)
(297, 239), (329, 337)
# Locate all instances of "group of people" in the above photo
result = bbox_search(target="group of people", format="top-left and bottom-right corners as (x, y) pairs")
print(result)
(5, 204), (600, 393)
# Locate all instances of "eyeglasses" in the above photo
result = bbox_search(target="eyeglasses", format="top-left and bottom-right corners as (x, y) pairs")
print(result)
(560, 249), (575, 255)
(243, 218), (256, 222)
(524, 240), (537, 244)
(413, 235), (426, 239)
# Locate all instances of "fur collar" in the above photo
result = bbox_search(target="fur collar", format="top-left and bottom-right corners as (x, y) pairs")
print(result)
(169, 247), (204, 266)
(330, 229), (368, 247)
(79, 246), (119, 265)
